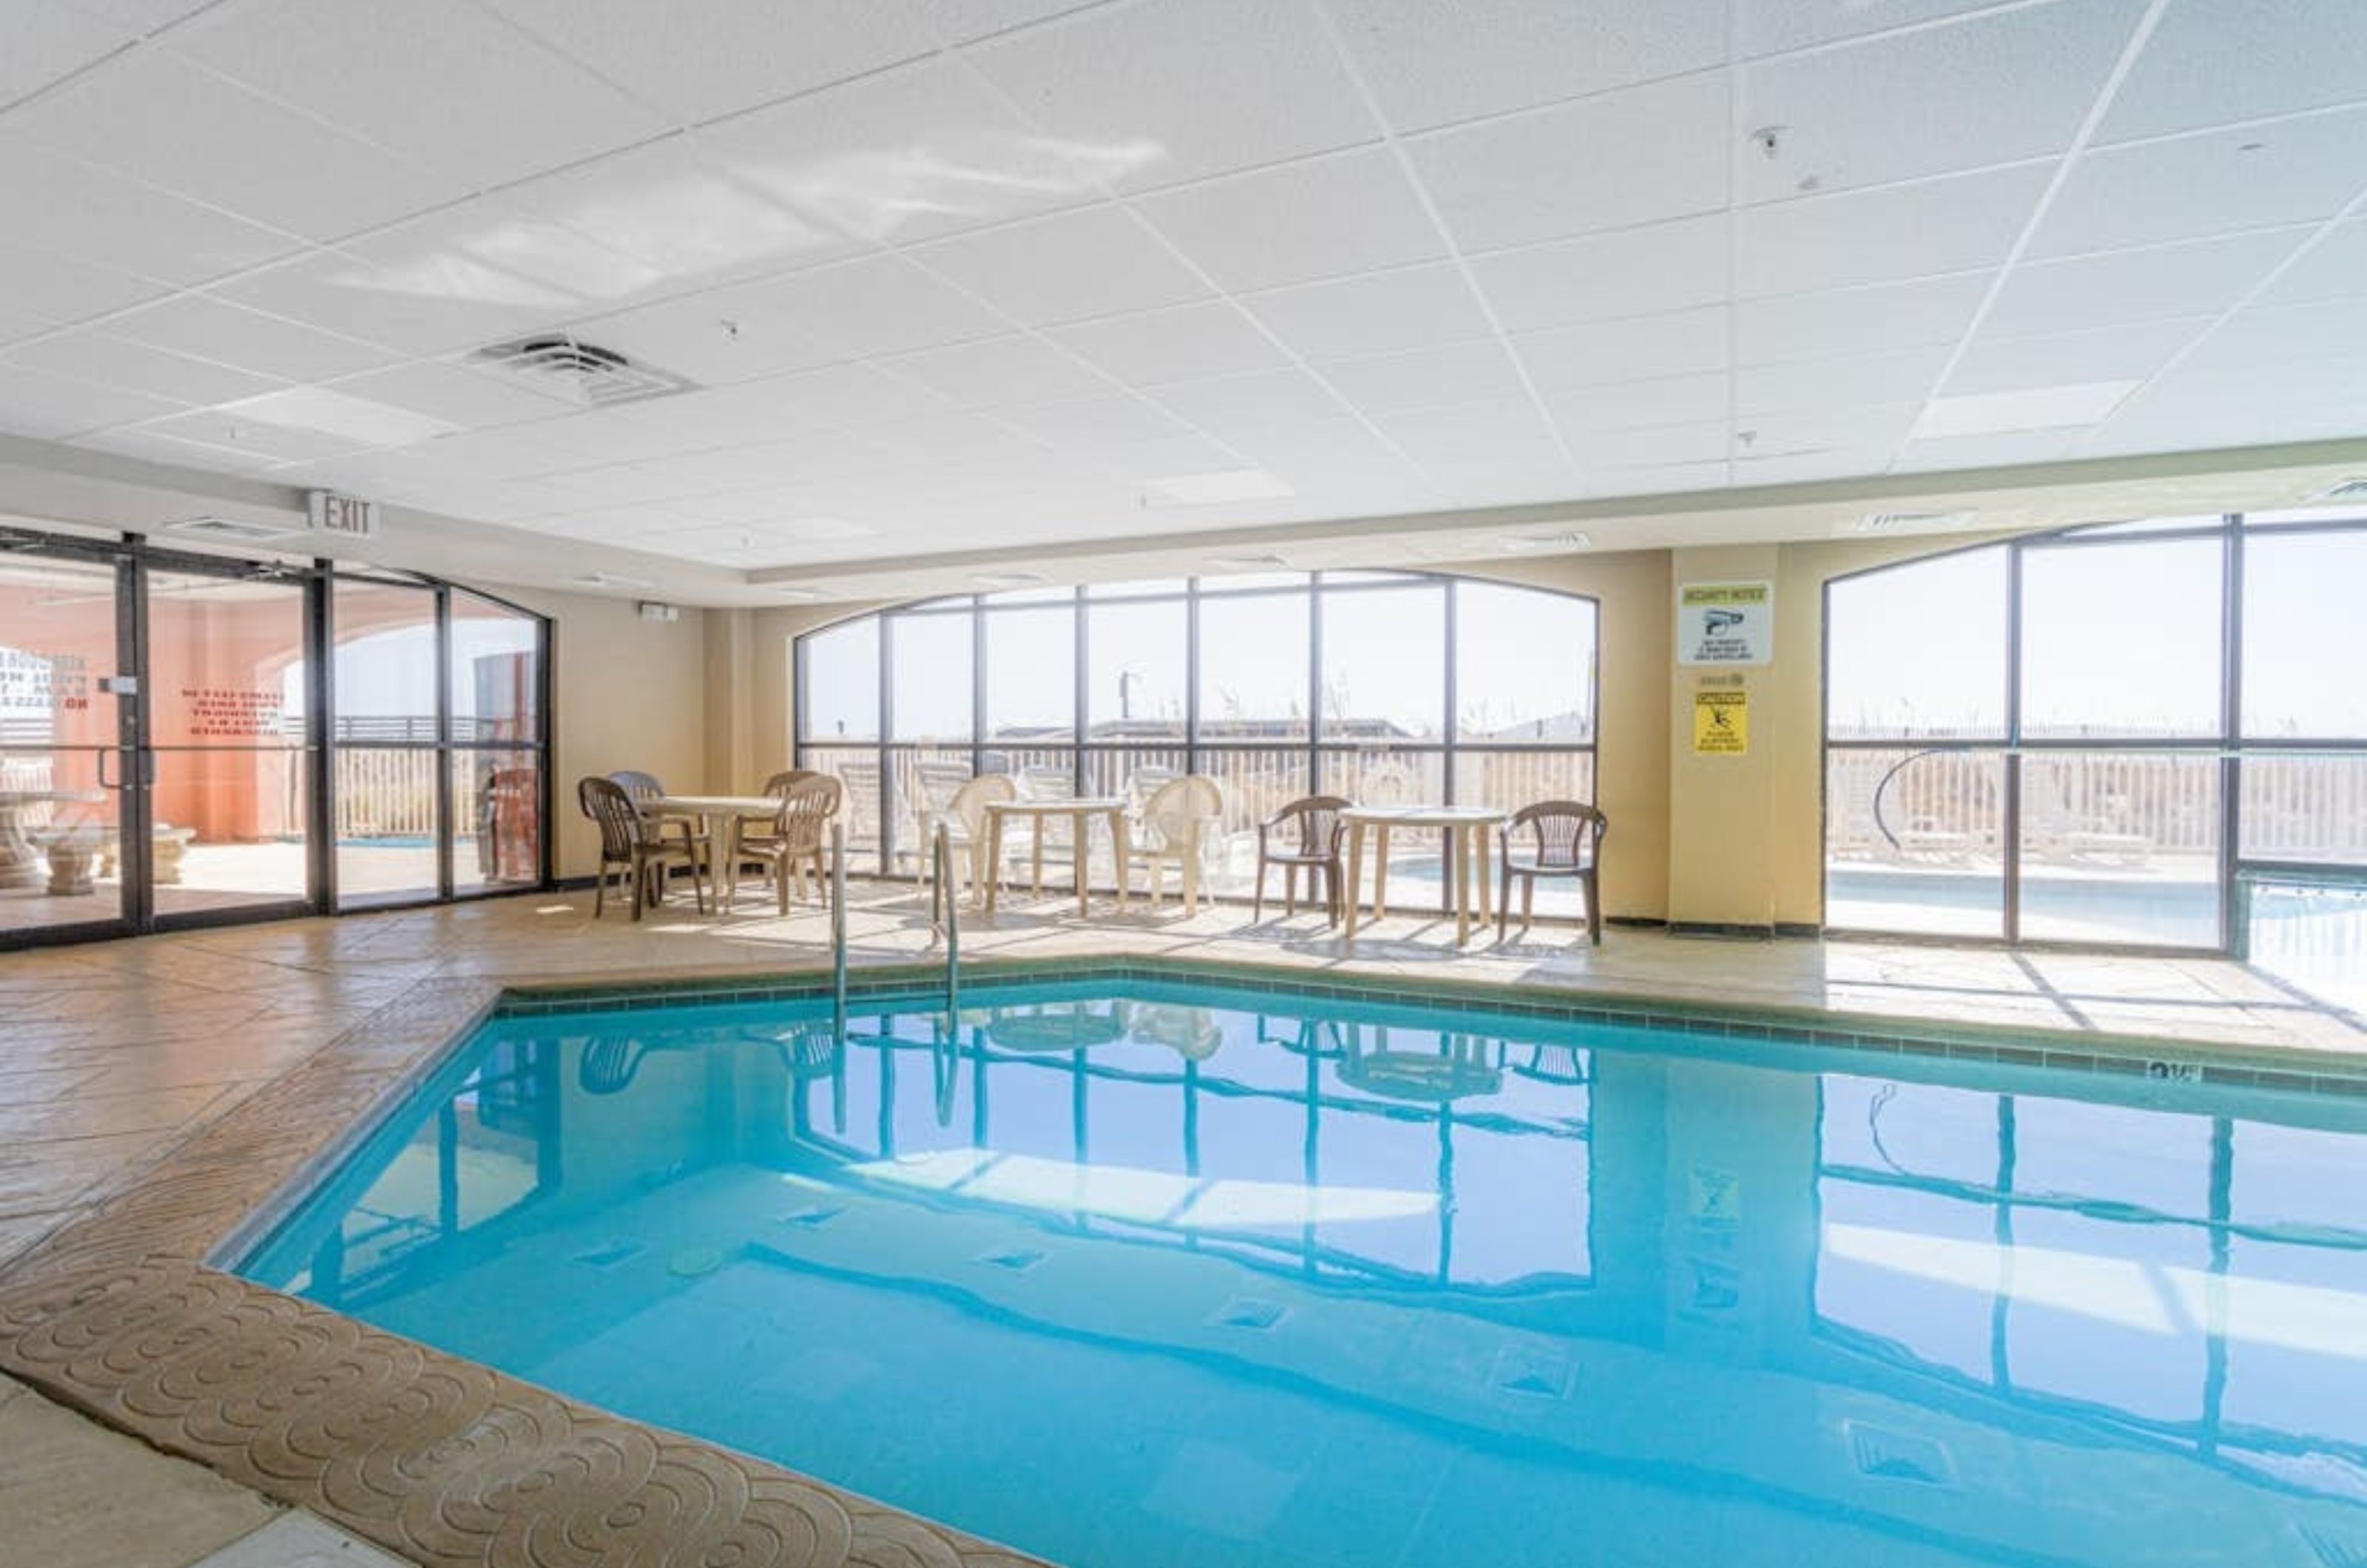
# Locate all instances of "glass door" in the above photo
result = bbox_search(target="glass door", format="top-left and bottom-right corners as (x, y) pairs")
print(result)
(0, 540), (136, 943)
(141, 558), (317, 927)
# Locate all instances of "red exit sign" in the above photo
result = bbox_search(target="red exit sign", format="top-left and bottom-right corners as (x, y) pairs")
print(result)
(307, 490), (379, 539)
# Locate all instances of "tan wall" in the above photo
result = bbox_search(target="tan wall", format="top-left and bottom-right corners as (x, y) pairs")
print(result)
(487, 586), (712, 879)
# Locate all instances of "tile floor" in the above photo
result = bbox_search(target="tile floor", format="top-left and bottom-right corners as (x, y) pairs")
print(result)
(1, 878), (2363, 1567)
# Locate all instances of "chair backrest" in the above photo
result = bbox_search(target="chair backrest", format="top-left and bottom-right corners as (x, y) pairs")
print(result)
(948, 773), (1016, 834)
(771, 774), (843, 851)
(578, 776), (649, 858)
(836, 760), (882, 836)
(762, 768), (819, 797)
(1019, 763), (1076, 801)
(1125, 764), (1180, 811)
(1142, 774), (1223, 851)
(1505, 800), (1607, 868)
(1272, 794), (1351, 856)
(607, 770), (665, 810)
(915, 760), (973, 813)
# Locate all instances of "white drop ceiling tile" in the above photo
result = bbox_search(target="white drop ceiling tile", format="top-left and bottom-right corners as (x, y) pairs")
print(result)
(1568, 419), (1729, 469)
(964, 0), (1380, 193)
(911, 205), (1209, 326)
(2182, 298), (2367, 374)
(1574, 456), (1726, 496)
(0, 308), (50, 349)
(1240, 263), (1493, 361)
(396, 423), (614, 480)
(72, 425), (287, 474)
(1740, 163), (2049, 297)
(1367, 395), (1561, 458)
(705, 58), (1106, 247)
(1134, 147), (1445, 294)
(1734, 272), (1990, 365)
(1947, 316), (2210, 396)
(1466, 214), (1728, 334)
(1071, 430), (1246, 481)
(0, 132), (298, 285)
(878, 335), (1110, 410)
(917, 0), (1110, 47)
(2030, 110), (2367, 259)
(1891, 427), (2082, 473)
(1740, 401), (1919, 459)
(1985, 227), (2307, 335)
(0, 237), (172, 325)
(328, 360), (582, 428)
(479, 0), (940, 123)
(1738, 0), (2143, 202)
(2, 331), (286, 407)
(212, 249), (562, 359)
(737, 254), (1013, 361)
(523, 459), (710, 506)
(346, 197), (666, 316)
(2258, 219), (2367, 306)
(567, 282), (843, 388)
(0, 1), (138, 107)
(1319, 339), (1527, 414)
(102, 294), (401, 383)
(508, 134), (859, 288)
(1047, 300), (1286, 386)
(132, 406), (376, 463)
(1406, 72), (1728, 251)
(7, 48), (463, 242)
(2100, 0), (2367, 143)
(1735, 345), (1948, 416)
(67, 0), (216, 33)
(627, 438), (853, 492)
(1510, 306), (1730, 391)
(1736, 0), (2019, 55)
(171, 0), (671, 188)
(1544, 372), (1728, 436)
(996, 393), (1192, 448)
(1142, 368), (1349, 438)
(0, 365), (184, 439)
(1325, 0), (1727, 133)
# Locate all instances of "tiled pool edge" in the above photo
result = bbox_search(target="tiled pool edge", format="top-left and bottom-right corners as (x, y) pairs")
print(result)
(493, 952), (2367, 1095)
(4, 946), (2361, 1568)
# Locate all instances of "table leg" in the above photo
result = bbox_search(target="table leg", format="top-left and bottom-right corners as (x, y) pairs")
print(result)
(1373, 828), (1392, 921)
(1076, 811), (1093, 920)
(1112, 810), (1132, 911)
(1453, 825), (1472, 947)
(721, 816), (740, 910)
(1031, 820), (1044, 898)
(1343, 822), (1367, 937)
(985, 815), (1005, 913)
(1475, 825), (1493, 927)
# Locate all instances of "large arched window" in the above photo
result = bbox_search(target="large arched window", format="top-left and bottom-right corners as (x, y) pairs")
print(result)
(1825, 510), (2367, 983)
(797, 571), (1598, 905)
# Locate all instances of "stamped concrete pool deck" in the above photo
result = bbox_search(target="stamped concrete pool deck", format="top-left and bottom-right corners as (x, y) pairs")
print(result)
(2, 884), (2362, 1567)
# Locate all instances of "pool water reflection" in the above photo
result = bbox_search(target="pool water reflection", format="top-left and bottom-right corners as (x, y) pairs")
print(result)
(239, 981), (2367, 1568)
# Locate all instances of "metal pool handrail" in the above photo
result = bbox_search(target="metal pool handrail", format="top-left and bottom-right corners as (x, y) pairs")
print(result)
(930, 822), (960, 1035)
(829, 821), (848, 1044)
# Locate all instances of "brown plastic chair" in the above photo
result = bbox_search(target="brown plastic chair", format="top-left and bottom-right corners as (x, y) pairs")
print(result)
(579, 776), (707, 920)
(1253, 794), (1351, 925)
(741, 773), (843, 913)
(606, 768), (709, 868)
(1498, 801), (1607, 944)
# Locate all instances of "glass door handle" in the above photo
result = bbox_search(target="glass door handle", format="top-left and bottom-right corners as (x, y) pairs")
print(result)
(98, 750), (120, 791)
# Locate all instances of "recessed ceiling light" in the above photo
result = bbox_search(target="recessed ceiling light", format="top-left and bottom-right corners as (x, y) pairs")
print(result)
(1911, 382), (2141, 441)
(217, 387), (459, 446)
(1206, 552), (1289, 571)
(1854, 510), (1976, 533)
(1496, 530), (1591, 552)
(972, 571), (1049, 589)
(163, 516), (305, 543)
(1137, 469), (1294, 507)
(567, 570), (656, 590)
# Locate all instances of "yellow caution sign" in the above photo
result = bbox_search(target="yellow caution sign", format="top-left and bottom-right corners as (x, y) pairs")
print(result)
(1694, 688), (1748, 754)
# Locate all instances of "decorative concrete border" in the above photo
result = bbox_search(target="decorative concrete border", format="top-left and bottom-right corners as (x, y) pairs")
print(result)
(4, 951), (2363, 1568)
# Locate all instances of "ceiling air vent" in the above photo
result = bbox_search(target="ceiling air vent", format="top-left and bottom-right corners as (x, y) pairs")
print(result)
(1854, 510), (1975, 534)
(164, 516), (305, 543)
(2312, 478), (2367, 503)
(472, 335), (695, 408)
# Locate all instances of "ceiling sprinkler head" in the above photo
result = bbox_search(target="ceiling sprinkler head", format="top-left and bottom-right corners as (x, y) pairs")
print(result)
(1751, 125), (1786, 159)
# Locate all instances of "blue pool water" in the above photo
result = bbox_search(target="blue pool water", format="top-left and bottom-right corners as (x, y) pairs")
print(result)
(237, 978), (2367, 1567)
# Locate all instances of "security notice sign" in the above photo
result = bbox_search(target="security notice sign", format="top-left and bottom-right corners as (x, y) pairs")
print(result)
(1677, 581), (1774, 665)
(1694, 686), (1748, 754)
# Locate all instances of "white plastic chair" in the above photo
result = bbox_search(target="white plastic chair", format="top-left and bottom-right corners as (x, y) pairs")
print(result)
(1125, 775), (1223, 913)
(922, 773), (1015, 908)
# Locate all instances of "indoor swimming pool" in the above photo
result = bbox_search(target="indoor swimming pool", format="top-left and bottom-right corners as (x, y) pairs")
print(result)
(236, 974), (2367, 1568)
